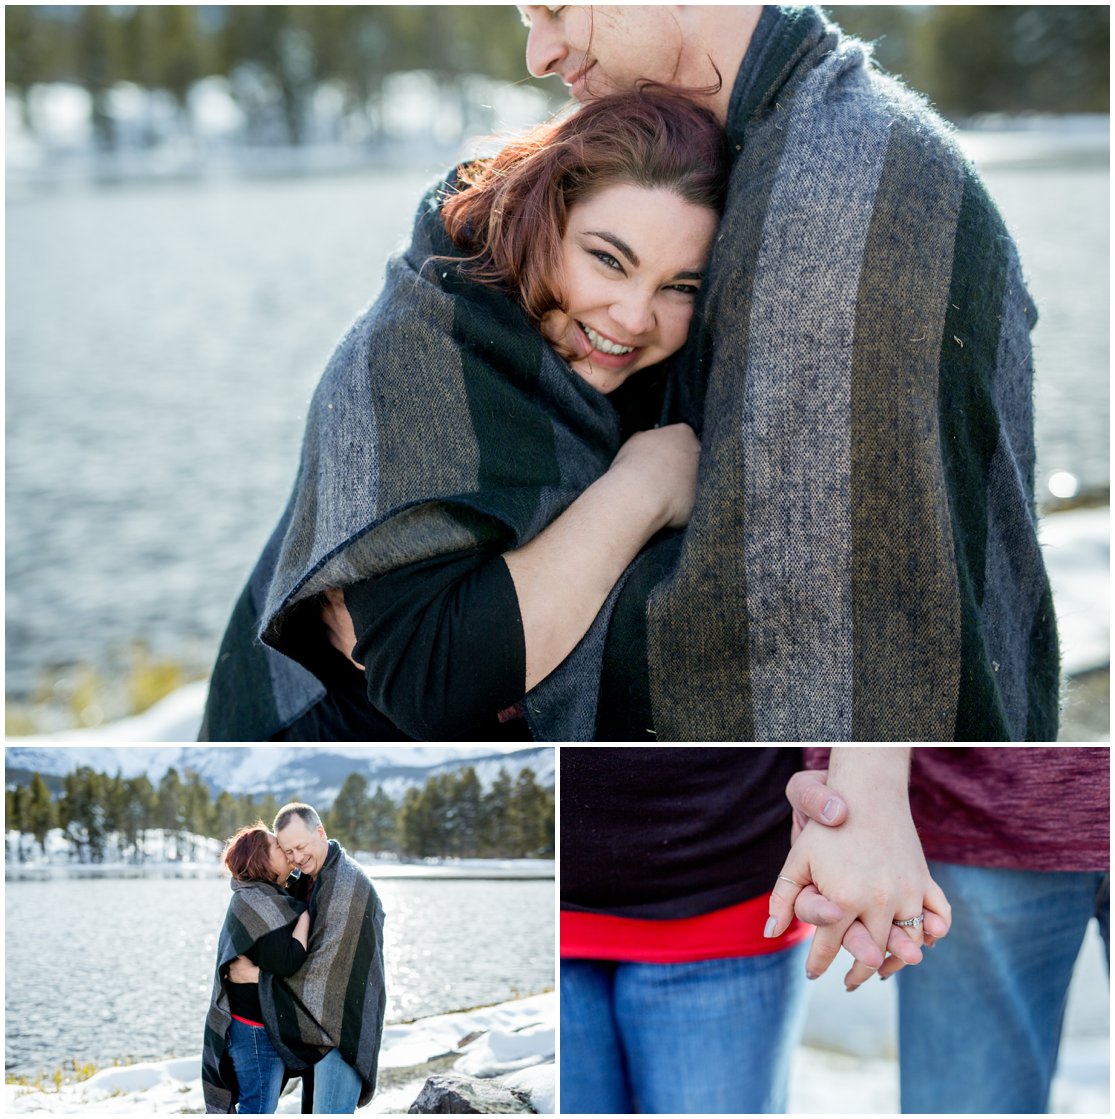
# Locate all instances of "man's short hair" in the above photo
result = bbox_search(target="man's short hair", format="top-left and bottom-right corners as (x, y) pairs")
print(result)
(274, 802), (322, 834)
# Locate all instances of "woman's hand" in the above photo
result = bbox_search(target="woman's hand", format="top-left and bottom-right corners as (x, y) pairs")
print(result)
(504, 423), (701, 689)
(292, 910), (311, 951)
(227, 955), (261, 984)
(321, 587), (364, 670)
(767, 748), (951, 991)
(609, 423), (700, 530)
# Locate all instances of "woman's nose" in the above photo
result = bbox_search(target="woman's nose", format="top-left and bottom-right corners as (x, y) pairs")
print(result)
(610, 292), (655, 337)
(525, 22), (567, 78)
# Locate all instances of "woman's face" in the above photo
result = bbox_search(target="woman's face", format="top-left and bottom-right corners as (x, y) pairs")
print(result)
(267, 834), (292, 883)
(541, 182), (718, 394)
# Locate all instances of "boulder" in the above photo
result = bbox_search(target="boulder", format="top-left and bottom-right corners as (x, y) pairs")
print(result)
(408, 1073), (534, 1114)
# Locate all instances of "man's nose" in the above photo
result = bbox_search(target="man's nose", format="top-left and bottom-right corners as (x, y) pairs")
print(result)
(525, 23), (567, 78)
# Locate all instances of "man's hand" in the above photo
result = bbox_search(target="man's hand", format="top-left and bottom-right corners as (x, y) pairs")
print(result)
(227, 955), (261, 984)
(786, 767), (849, 842)
(321, 587), (364, 670)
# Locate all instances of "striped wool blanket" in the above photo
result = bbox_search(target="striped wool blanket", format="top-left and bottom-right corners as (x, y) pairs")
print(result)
(202, 878), (306, 1113)
(200, 169), (628, 740)
(597, 5), (1060, 741)
(260, 841), (387, 1109)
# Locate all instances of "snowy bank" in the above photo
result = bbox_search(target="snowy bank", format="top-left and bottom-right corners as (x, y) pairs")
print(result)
(1041, 505), (1110, 675)
(789, 921), (1109, 1114)
(4, 993), (555, 1115)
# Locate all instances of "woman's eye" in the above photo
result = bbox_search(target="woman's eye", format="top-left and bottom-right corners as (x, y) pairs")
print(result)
(591, 250), (623, 272)
(666, 283), (700, 296)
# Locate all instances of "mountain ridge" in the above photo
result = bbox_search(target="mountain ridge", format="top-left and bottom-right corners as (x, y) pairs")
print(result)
(4, 745), (553, 807)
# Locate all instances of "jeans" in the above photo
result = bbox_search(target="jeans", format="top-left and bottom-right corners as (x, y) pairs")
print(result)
(227, 1019), (286, 1114)
(311, 1047), (363, 1114)
(898, 862), (1110, 1114)
(560, 942), (809, 1114)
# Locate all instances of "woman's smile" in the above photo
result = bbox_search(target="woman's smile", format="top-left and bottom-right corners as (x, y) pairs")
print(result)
(543, 182), (718, 394)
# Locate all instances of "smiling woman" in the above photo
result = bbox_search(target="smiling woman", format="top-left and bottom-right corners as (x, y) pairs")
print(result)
(201, 88), (732, 742)
(544, 185), (716, 394)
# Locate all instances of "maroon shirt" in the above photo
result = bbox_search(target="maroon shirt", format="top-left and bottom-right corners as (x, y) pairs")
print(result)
(804, 747), (1109, 872)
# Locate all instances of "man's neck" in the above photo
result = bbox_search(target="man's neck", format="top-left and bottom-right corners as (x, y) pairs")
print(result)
(684, 5), (764, 125)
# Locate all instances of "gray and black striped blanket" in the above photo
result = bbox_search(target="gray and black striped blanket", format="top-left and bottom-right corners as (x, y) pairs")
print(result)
(262, 841), (386, 1109)
(202, 878), (306, 1113)
(205, 5), (1058, 742)
(201, 169), (628, 741)
(607, 5), (1059, 740)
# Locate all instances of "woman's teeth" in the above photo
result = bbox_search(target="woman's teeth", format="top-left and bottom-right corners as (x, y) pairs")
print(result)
(580, 322), (634, 356)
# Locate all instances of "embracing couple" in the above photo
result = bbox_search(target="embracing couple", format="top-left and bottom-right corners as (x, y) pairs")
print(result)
(202, 804), (386, 1114)
(201, 4), (1057, 743)
(562, 747), (1110, 1114)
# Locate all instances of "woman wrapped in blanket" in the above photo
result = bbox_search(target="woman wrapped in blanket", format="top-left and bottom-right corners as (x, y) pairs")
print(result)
(202, 89), (729, 741)
(203, 824), (308, 1113)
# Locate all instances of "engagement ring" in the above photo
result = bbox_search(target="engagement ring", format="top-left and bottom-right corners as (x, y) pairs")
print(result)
(892, 914), (925, 928)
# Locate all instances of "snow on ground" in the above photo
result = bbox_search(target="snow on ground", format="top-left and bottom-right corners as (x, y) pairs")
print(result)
(4, 994), (555, 1115)
(789, 920), (1110, 1114)
(1042, 505), (1109, 675)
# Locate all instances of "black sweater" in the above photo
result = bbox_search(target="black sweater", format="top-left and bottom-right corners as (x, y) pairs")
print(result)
(226, 921), (308, 1024)
(561, 747), (802, 919)
(277, 372), (666, 742)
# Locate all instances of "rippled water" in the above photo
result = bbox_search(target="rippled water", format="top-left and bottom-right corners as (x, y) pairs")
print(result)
(5, 134), (1109, 700)
(3, 875), (554, 1075)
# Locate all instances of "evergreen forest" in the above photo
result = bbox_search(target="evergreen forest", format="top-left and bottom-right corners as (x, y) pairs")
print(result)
(5, 764), (555, 863)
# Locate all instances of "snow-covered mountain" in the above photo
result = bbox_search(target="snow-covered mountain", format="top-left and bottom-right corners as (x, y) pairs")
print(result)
(4, 745), (553, 806)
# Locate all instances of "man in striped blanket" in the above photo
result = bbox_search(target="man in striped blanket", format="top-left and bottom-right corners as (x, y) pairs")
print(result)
(521, 4), (1059, 740)
(228, 803), (386, 1112)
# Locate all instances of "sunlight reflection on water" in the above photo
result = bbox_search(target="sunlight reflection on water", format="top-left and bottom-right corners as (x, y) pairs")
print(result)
(4, 874), (553, 1075)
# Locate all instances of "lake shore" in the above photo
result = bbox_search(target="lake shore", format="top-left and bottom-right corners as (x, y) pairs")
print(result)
(4, 992), (556, 1115)
(4, 832), (554, 882)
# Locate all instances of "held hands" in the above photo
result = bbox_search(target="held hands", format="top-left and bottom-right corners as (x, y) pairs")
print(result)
(609, 423), (700, 531)
(768, 768), (951, 991)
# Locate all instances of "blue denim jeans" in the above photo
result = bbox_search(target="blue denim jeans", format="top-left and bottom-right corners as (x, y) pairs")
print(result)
(227, 1019), (286, 1114)
(311, 1047), (363, 1114)
(898, 862), (1110, 1114)
(560, 942), (809, 1114)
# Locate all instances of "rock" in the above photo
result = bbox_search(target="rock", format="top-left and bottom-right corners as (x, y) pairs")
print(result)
(408, 1073), (534, 1114)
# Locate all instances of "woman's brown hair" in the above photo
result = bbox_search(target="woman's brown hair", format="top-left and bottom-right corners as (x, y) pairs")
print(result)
(441, 88), (731, 328)
(223, 821), (275, 883)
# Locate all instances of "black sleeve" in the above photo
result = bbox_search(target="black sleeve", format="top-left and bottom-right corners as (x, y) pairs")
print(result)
(251, 922), (308, 979)
(345, 549), (526, 740)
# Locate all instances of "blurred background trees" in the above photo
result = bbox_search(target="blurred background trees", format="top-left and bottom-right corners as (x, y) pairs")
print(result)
(5, 763), (555, 862)
(834, 5), (1110, 117)
(5, 5), (1109, 153)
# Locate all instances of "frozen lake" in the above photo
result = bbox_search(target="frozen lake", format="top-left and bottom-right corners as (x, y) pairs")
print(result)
(3, 874), (554, 1076)
(5, 127), (1109, 705)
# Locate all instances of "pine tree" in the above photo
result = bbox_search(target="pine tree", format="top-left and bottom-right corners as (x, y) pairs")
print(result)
(452, 767), (483, 857)
(7, 784), (29, 861)
(158, 767), (184, 859)
(483, 769), (514, 857)
(328, 772), (370, 851)
(366, 785), (398, 854)
(213, 791), (241, 843)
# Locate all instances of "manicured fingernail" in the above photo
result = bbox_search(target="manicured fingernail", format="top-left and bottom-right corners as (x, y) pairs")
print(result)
(806, 970), (820, 981)
(764, 917), (778, 938)
(879, 975), (890, 982)
(822, 797), (838, 822)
